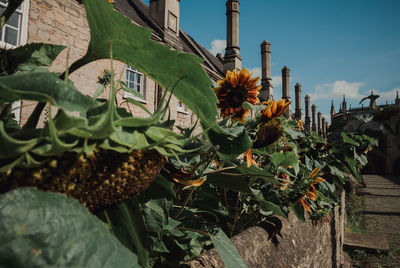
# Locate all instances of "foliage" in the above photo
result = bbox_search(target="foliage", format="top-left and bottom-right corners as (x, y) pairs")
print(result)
(1, 0), (397, 267)
(0, 187), (141, 268)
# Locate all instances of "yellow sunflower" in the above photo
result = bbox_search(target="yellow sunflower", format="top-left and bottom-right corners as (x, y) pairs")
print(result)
(260, 99), (291, 122)
(214, 68), (261, 122)
(300, 167), (325, 213)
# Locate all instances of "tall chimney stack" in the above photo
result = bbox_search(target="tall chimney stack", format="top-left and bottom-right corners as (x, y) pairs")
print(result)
(294, 83), (302, 121)
(317, 112), (322, 135)
(305, 95), (311, 131)
(224, 0), (241, 72)
(282, 66), (291, 117)
(311, 104), (317, 131)
(149, 0), (182, 49)
(259, 40), (273, 101)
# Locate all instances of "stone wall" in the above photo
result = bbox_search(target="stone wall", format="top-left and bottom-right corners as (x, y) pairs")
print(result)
(20, 0), (193, 128)
(186, 190), (346, 268)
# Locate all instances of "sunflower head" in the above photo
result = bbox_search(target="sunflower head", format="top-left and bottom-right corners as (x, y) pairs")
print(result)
(260, 99), (291, 122)
(214, 68), (261, 122)
(253, 118), (283, 148)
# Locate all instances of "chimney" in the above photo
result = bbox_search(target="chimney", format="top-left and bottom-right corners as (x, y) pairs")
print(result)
(294, 83), (302, 121)
(224, 0), (241, 72)
(259, 40), (273, 101)
(305, 95), (311, 131)
(311, 104), (317, 131)
(149, 0), (182, 49)
(321, 117), (326, 137)
(395, 91), (399, 106)
(317, 111), (322, 135)
(282, 66), (291, 117)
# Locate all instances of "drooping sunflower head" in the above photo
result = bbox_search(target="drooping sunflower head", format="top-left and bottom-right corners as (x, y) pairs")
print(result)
(214, 68), (261, 122)
(253, 118), (283, 148)
(260, 99), (291, 122)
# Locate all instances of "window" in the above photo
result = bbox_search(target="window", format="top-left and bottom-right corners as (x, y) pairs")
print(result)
(0, 0), (29, 48)
(126, 65), (144, 95)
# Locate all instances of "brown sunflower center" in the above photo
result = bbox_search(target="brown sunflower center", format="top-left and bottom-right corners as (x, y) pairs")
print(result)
(226, 86), (249, 108)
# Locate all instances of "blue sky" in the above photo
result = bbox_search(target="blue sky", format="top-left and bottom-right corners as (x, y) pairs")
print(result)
(144, 0), (400, 122)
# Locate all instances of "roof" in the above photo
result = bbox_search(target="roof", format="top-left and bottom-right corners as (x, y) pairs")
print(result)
(114, 0), (224, 78)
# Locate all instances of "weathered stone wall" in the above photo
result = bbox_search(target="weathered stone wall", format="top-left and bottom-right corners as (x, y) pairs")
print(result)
(187, 190), (346, 268)
(21, 0), (193, 128)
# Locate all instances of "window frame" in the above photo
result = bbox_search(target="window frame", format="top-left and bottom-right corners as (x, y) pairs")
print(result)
(124, 65), (147, 103)
(0, 0), (30, 49)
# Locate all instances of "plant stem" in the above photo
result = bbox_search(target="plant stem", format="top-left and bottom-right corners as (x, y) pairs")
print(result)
(174, 187), (195, 218)
(175, 227), (209, 236)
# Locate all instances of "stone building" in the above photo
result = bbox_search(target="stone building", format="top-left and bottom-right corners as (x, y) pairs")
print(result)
(331, 93), (400, 175)
(3, 0), (230, 129)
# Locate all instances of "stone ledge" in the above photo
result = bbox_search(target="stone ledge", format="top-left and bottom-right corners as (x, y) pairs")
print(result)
(344, 232), (389, 251)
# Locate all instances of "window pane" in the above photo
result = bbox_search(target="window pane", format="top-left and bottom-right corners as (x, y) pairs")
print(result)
(130, 71), (135, 82)
(7, 13), (20, 28)
(126, 70), (129, 82)
(129, 82), (135, 89)
(136, 73), (141, 83)
(5, 27), (17, 45)
(136, 84), (140, 92)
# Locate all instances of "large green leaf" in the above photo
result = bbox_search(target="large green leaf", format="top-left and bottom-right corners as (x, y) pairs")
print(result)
(70, 0), (248, 158)
(270, 151), (298, 167)
(0, 187), (141, 268)
(0, 71), (99, 112)
(102, 197), (151, 268)
(206, 172), (252, 194)
(341, 132), (360, 146)
(209, 228), (248, 268)
(0, 43), (66, 74)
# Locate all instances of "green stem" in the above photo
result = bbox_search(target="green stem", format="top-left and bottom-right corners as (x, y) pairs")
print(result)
(174, 187), (195, 218)
(175, 227), (209, 236)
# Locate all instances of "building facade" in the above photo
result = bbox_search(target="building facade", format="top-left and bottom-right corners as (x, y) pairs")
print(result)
(3, 0), (226, 129)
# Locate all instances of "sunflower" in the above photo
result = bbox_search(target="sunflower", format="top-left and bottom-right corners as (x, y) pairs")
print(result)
(260, 99), (291, 122)
(300, 167), (325, 213)
(244, 148), (257, 167)
(214, 68), (261, 122)
(297, 119), (303, 131)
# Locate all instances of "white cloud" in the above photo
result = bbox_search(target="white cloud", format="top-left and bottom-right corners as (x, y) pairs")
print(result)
(209, 39), (226, 56)
(310, 80), (365, 101)
(271, 75), (282, 88)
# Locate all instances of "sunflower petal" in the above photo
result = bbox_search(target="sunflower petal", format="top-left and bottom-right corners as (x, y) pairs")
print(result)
(301, 198), (311, 213)
(312, 177), (325, 184)
(309, 167), (320, 178)
(173, 177), (206, 187)
(307, 191), (317, 201)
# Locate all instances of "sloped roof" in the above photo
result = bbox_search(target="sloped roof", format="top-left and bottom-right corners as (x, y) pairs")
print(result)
(114, 0), (224, 78)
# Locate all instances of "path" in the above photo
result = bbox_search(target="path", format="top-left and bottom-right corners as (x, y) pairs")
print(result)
(362, 174), (400, 267)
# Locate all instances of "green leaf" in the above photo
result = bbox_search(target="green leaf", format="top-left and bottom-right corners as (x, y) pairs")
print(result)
(72, 0), (246, 159)
(255, 194), (288, 219)
(0, 187), (141, 268)
(270, 151), (298, 167)
(210, 228), (248, 268)
(0, 121), (39, 159)
(0, 71), (99, 112)
(102, 197), (150, 268)
(206, 172), (252, 194)
(341, 132), (360, 146)
(290, 201), (305, 222)
(345, 156), (363, 183)
(0, 43), (66, 74)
